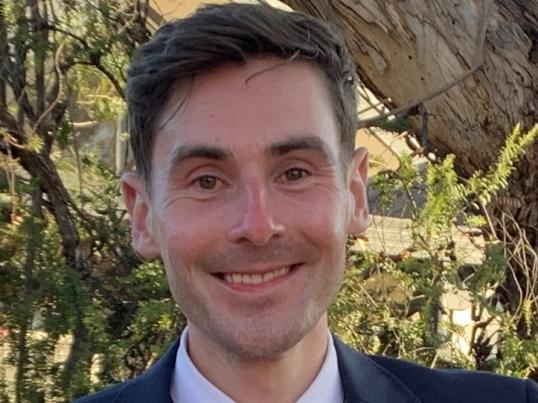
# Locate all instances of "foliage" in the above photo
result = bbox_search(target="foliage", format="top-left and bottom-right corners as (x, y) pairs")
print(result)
(0, 1), (186, 402)
(0, 152), (182, 402)
(376, 117), (412, 133)
(330, 123), (538, 379)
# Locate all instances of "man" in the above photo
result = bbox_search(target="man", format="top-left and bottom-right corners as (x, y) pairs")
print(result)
(77, 2), (538, 402)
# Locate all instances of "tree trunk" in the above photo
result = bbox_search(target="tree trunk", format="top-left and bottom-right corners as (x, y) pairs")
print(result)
(282, 0), (537, 235)
(1, 0), (154, 396)
(282, 0), (538, 378)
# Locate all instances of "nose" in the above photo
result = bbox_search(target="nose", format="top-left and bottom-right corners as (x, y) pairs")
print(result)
(226, 180), (285, 246)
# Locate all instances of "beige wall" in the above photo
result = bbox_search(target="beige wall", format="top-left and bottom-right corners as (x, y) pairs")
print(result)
(150, 0), (289, 22)
(150, 0), (227, 22)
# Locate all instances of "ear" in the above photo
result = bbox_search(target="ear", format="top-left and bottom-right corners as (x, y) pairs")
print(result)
(121, 172), (160, 259)
(346, 147), (369, 235)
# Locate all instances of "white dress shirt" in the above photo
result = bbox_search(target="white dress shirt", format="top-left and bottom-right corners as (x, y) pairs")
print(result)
(171, 327), (344, 403)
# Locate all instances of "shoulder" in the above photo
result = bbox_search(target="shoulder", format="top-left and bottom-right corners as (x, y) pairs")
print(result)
(71, 369), (169, 403)
(72, 381), (129, 403)
(333, 337), (538, 403)
(369, 354), (537, 403)
(72, 338), (181, 403)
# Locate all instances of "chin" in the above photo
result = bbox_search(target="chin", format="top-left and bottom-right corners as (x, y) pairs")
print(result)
(208, 308), (325, 361)
(218, 327), (308, 361)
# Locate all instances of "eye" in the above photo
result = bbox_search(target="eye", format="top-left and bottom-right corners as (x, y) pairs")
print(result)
(193, 175), (219, 190)
(281, 168), (311, 182)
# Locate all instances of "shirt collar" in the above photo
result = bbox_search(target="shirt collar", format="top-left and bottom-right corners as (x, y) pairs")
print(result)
(171, 327), (234, 403)
(297, 329), (343, 403)
(171, 327), (343, 403)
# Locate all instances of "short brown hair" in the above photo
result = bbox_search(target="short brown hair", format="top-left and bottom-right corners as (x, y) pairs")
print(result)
(127, 2), (358, 184)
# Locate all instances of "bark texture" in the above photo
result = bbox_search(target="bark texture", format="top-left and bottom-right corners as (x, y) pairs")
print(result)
(283, 0), (537, 241)
(283, 0), (538, 376)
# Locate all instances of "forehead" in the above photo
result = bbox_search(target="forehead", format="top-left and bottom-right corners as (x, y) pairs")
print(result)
(153, 57), (339, 168)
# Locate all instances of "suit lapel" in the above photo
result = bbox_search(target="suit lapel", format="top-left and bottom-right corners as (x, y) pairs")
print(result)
(115, 335), (422, 403)
(118, 338), (180, 403)
(334, 337), (421, 403)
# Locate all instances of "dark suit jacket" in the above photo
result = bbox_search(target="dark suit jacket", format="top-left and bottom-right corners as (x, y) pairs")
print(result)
(75, 337), (538, 403)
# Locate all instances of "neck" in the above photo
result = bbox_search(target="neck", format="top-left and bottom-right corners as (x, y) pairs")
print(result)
(187, 316), (329, 403)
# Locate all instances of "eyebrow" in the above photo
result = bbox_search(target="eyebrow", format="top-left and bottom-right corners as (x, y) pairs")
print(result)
(169, 144), (232, 168)
(168, 135), (335, 171)
(267, 136), (335, 164)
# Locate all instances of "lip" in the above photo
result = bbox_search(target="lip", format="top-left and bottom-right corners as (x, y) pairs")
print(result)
(213, 263), (301, 294)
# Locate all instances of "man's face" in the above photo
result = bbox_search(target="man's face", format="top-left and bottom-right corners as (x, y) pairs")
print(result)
(123, 57), (368, 360)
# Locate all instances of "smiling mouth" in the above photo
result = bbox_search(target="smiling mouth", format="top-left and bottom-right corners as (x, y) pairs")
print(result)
(217, 265), (297, 285)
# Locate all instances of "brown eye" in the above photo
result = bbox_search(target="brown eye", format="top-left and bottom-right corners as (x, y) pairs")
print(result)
(196, 175), (218, 189)
(284, 168), (310, 181)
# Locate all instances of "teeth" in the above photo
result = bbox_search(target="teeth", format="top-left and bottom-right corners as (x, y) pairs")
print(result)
(263, 271), (275, 282)
(249, 274), (262, 284)
(224, 266), (290, 285)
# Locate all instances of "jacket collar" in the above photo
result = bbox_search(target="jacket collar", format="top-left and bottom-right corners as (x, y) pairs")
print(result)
(119, 335), (420, 403)
(334, 337), (421, 403)
(118, 338), (180, 403)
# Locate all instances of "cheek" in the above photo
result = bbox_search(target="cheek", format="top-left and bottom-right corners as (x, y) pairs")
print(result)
(156, 210), (207, 265)
(286, 188), (348, 232)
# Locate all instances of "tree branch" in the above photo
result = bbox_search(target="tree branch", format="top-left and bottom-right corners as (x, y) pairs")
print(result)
(358, 0), (493, 128)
